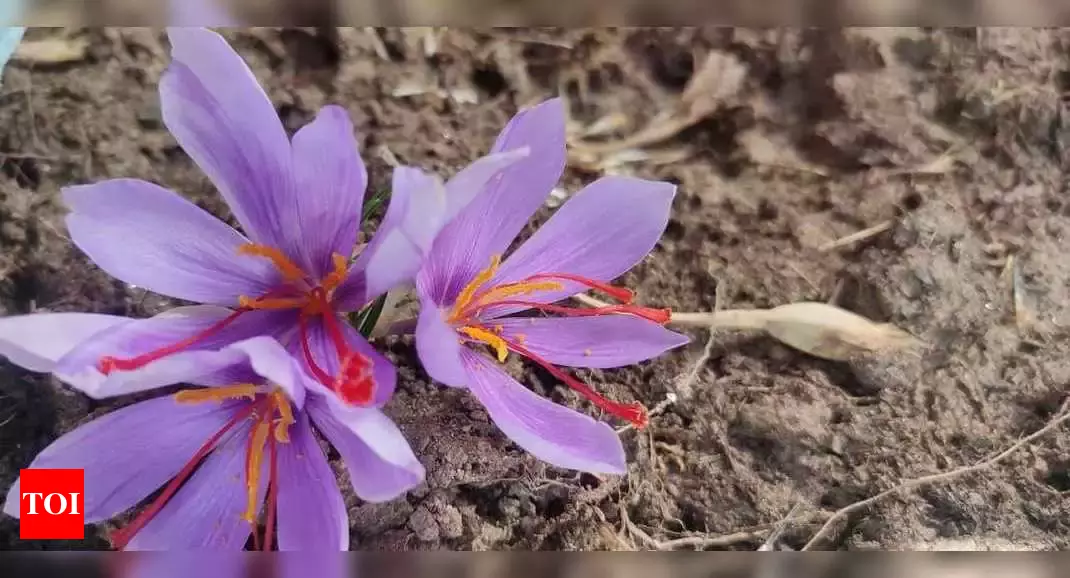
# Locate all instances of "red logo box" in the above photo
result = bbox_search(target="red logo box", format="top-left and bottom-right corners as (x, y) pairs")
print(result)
(19, 468), (85, 540)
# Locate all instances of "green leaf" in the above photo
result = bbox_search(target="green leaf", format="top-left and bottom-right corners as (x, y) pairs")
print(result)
(362, 190), (390, 222)
(356, 293), (388, 338)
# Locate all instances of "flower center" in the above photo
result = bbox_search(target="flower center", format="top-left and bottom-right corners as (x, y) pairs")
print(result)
(95, 244), (376, 407)
(448, 255), (672, 429)
(109, 385), (295, 551)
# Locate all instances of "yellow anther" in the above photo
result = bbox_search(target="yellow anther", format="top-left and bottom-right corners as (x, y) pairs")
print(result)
(271, 391), (295, 443)
(321, 253), (349, 293)
(175, 384), (259, 404)
(238, 244), (307, 282)
(475, 280), (563, 306)
(239, 295), (307, 311)
(243, 419), (271, 524)
(459, 326), (509, 363)
(452, 254), (502, 318)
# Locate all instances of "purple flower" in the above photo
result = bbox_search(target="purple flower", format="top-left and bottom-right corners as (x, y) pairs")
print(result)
(0, 27), (522, 406)
(412, 98), (690, 474)
(1, 330), (424, 550)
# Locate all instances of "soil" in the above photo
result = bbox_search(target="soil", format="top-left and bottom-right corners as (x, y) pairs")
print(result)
(2, 27), (1070, 551)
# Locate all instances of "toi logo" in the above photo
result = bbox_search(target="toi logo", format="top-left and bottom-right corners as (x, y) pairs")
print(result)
(18, 468), (85, 540)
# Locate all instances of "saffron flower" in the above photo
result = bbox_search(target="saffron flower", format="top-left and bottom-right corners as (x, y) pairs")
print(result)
(413, 98), (689, 474)
(2, 330), (424, 550)
(0, 27), (522, 405)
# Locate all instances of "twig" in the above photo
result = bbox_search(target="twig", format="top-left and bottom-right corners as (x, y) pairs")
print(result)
(653, 528), (776, 550)
(818, 220), (895, 252)
(802, 399), (1070, 550)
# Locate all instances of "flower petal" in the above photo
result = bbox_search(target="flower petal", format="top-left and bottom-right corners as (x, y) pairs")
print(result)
(0, 312), (129, 373)
(2, 395), (236, 523)
(491, 176), (676, 305)
(297, 314), (396, 408)
(414, 305), (466, 387)
(161, 28), (293, 246)
(460, 349), (626, 474)
(288, 105), (367, 278)
(276, 413), (348, 550)
(124, 419), (264, 550)
(422, 98), (566, 305)
(496, 316), (689, 369)
(63, 179), (277, 305)
(54, 305), (289, 399)
(307, 399), (424, 502)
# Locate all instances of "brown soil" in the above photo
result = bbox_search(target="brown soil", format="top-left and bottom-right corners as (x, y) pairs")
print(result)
(2, 27), (1070, 551)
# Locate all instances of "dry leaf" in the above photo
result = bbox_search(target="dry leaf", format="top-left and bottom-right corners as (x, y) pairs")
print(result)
(14, 37), (89, 64)
(679, 51), (747, 122)
(760, 302), (920, 361)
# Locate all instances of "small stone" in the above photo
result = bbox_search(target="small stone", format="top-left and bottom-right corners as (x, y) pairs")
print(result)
(408, 505), (440, 542)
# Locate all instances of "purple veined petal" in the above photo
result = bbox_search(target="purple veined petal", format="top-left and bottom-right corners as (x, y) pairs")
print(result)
(288, 105), (368, 279)
(306, 398), (425, 502)
(489, 176), (677, 310)
(334, 166), (444, 310)
(119, 553), (247, 578)
(125, 417), (264, 550)
(54, 305), (290, 399)
(161, 28), (293, 247)
(460, 348), (626, 474)
(2, 394), (237, 524)
(168, 0), (239, 26)
(296, 314), (396, 408)
(422, 98), (566, 305)
(495, 315), (689, 369)
(414, 305), (467, 387)
(275, 412), (348, 551)
(0, 312), (130, 373)
(214, 335), (309, 409)
(63, 179), (278, 306)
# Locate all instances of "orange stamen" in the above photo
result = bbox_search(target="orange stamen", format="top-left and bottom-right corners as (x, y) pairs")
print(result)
(239, 295), (307, 311)
(453, 254), (502, 314)
(237, 244), (307, 283)
(459, 326), (509, 362)
(243, 415), (271, 523)
(97, 308), (248, 375)
(321, 253), (349, 293)
(526, 272), (636, 303)
(263, 433), (279, 551)
(175, 384), (259, 404)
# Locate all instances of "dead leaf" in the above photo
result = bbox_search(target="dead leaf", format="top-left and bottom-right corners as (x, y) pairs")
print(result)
(760, 302), (921, 361)
(679, 51), (747, 121)
(14, 37), (89, 64)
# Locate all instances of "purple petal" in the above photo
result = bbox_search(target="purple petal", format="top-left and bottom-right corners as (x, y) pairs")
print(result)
(414, 306), (466, 387)
(161, 28), (293, 246)
(54, 305), (289, 399)
(421, 99), (566, 305)
(288, 105), (367, 278)
(0, 312), (130, 373)
(275, 413), (348, 550)
(2, 395), (236, 524)
(63, 179), (276, 305)
(460, 349), (626, 474)
(496, 316), (689, 369)
(297, 314), (396, 408)
(489, 176), (676, 308)
(168, 0), (239, 26)
(125, 418), (264, 550)
(307, 398), (424, 502)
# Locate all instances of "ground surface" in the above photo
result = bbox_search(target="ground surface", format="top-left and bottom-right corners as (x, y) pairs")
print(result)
(1, 27), (1070, 551)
